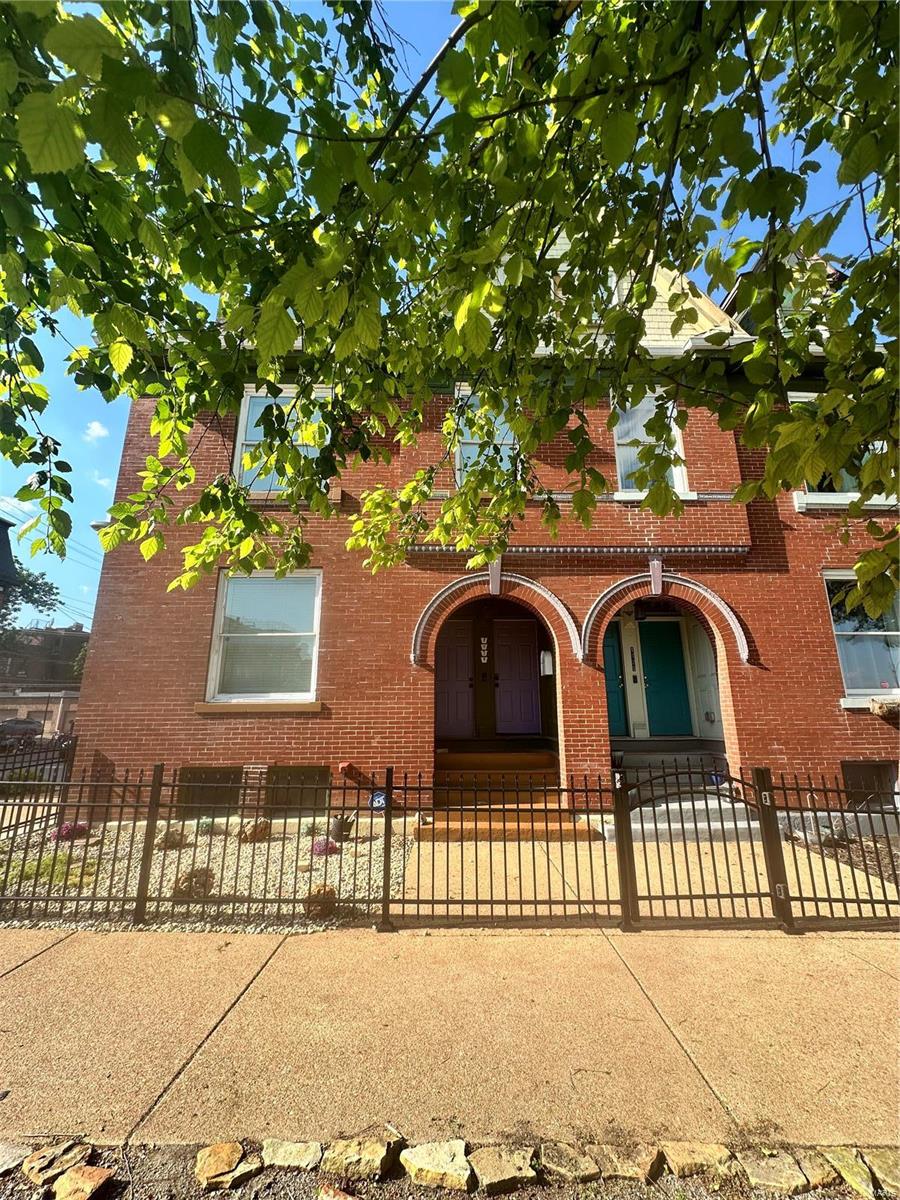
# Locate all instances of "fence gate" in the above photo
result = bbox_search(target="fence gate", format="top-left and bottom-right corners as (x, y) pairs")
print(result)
(613, 762), (791, 925)
(384, 773), (623, 925)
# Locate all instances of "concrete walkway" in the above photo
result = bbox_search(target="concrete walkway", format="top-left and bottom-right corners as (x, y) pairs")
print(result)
(0, 926), (896, 1149)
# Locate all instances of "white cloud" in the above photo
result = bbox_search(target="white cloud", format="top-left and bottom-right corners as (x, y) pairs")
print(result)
(83, 420), (110, 444)
(0, 495), (36, 524)
(91, 470), (112, 490)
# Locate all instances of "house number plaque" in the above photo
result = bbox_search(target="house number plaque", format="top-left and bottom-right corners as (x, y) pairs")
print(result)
(480, 636), (489, 664)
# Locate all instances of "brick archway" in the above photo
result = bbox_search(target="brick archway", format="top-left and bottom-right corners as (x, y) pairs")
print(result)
(411, 572), (582, 667)
(582, 572), (748, 770)
(581, 571), (750, 667)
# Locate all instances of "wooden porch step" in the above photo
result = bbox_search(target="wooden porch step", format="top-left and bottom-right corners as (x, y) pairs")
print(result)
(434, 751), (558, 771)
(434, 770), (558, 789)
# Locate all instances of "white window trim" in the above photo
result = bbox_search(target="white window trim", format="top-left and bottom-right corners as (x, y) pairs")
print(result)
(794, 490), (895, 513)
(235, 385), (328, 495)
(823, 570), (900, 703)
(613, 489), (699, 503)
(205, 569), (323, 703)
(612, 391), (690, 498)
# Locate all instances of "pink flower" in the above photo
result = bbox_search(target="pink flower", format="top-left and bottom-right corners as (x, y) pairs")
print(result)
(312, 835), (340, 856)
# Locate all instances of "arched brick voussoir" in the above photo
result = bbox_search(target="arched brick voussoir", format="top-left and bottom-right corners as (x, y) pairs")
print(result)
(411, 572), (583, 667)
(581, 571), (751, 667)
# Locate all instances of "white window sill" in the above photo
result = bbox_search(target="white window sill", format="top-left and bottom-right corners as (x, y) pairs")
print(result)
(612, 491), (699, 503)
(196, 700), (323, 714)
(839, 694), (900, 711)
(793, 491), (897, 513)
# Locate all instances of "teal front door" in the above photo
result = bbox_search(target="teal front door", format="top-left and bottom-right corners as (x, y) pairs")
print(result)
(638, 621), (693, 736)
(602, 623), (629, 737)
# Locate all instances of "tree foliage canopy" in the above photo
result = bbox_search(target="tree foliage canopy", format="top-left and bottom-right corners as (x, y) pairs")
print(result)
(0, 0), (897, 612)
(0, 557), (60, 632)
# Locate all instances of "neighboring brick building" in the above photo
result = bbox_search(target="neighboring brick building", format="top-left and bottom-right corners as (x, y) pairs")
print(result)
(75, 277), (899, 794)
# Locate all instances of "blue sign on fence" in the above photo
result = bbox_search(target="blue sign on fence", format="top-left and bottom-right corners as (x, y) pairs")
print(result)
(369, 790), (387, 811)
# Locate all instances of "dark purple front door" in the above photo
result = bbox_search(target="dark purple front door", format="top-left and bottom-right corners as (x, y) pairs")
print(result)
(494, 620), (541, 734)
(435, 620), (474, 738)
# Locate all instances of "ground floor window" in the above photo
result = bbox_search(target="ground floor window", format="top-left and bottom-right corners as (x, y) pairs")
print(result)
(825, 577), (899, 695)
(207, 571), (322, 701)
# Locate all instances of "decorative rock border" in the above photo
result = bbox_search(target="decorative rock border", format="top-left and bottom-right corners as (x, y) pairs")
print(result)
(1, 1134), (898, 1198)
(186, 1134), (897, 1196)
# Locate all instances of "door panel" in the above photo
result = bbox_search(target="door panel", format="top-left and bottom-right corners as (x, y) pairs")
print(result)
(602, 622), (629, 737)
(638, 621), (693, 736)
(494, 620), (541, 735)
(435, 620), (474, 738)
(687, 621), (721, 736)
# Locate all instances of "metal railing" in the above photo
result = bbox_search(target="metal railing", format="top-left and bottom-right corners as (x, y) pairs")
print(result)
(0, 734), (77, 783)
(0, 759), (896, 930)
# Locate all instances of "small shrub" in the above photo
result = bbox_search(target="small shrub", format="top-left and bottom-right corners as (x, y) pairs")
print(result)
(312, 835), (339, 857)
(16, 856), (97, 891)
(50, 821), (90, 843)
(301, 818), (320, 837)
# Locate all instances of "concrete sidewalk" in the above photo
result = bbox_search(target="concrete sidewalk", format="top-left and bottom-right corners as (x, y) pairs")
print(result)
(0, 926), (896, 1150)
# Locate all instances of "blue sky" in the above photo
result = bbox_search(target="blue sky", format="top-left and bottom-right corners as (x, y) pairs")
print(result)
(4, 1), (868, 628)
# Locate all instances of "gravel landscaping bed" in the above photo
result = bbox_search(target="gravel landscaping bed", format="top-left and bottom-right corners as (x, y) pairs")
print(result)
(0, 812), (415, 930)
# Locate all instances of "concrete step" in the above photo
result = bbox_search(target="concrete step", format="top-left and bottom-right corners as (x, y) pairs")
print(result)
(414, 812), (602, 843)
(599, 799), (762, 844)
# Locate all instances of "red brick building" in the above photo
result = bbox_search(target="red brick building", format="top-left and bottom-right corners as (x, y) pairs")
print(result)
(76, 283), (899, 794)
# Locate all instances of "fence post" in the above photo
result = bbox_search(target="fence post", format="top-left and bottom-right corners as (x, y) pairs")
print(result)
(377, 766), (395, 932)
(613, 772), (640, 930)
(750, 766), (795, 931)
(133, 763), (164, 927)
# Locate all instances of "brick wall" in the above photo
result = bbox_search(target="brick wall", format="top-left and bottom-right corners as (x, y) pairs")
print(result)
(74, 395), (899, 782)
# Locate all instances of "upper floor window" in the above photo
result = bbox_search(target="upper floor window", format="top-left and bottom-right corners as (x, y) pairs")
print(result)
(455, 393), (517, 486)
(825, 575), (899, 697)
(613, 393), (689, 496)
(787, 396), (894, 512)
(207, 571), (322, 702)
(235, 388), (323, 494)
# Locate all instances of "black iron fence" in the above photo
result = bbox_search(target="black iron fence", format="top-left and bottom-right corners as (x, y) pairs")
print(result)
(0, 760), (896, 930)
(0, 735), (77, 783)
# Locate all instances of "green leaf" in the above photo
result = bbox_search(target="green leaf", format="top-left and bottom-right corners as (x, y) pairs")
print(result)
(280, 259), (324, 323)
(16, 92), (85, 174)
(437, 49), (473, 104)
(256, 296), (297, 363)
(152, 96), (197, 141)
(837, 132), (879, 185)
(308, 161), (341, 213)
(0, 52), (19, 98)
(90, 91), (140, 165)
(604, 110), (638, 169)
(182, 121), (241, 202)
(109, 340), (133, 373)
(462, 310), (492, 356)
(44, 14), (122, 77)
(241, 101), (289, 145)
(354, 303), (382, 349)
(334, 326), (358, 360)
(140, 533), (163, 561)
